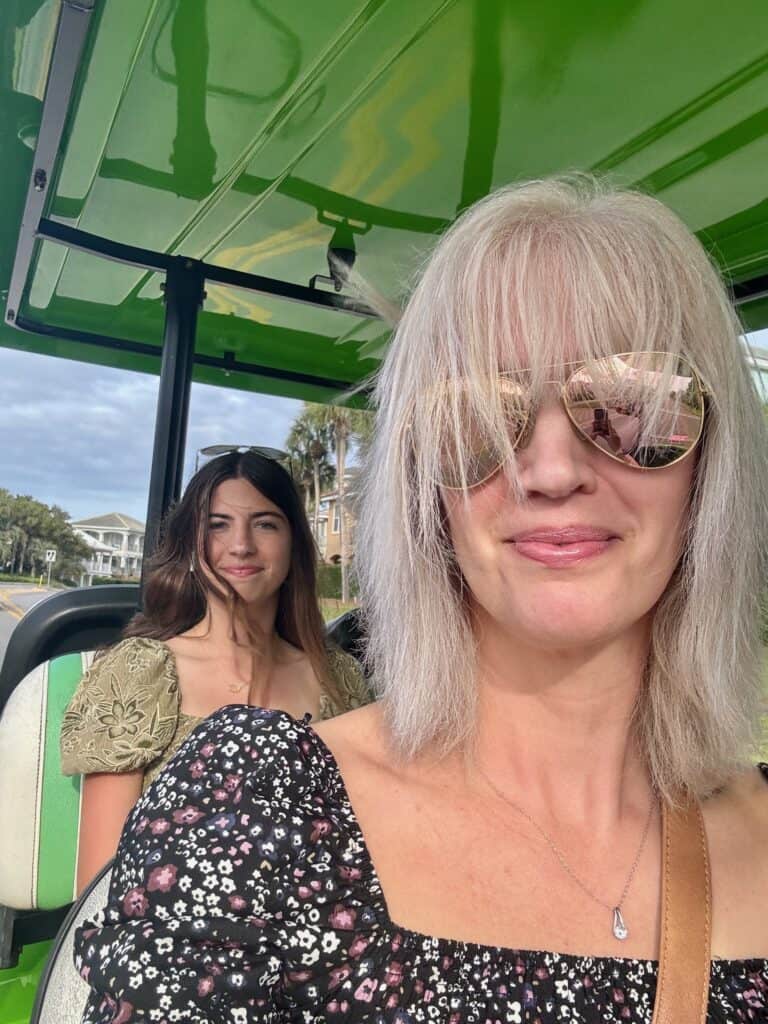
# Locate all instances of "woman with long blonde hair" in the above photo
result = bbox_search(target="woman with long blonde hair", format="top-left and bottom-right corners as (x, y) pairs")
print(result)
(74, 179), (767, 1022)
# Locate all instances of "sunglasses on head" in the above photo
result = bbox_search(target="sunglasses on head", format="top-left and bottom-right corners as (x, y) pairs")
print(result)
(435, 351), (708, 489)
(198, 444), (294, 477)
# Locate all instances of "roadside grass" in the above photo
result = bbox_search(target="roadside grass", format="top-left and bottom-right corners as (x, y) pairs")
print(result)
(320, 598), (357, 622)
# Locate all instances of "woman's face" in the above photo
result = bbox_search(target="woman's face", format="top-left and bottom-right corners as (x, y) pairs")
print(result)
(203, 477), (292, 606)
(442, 390), (696, 651)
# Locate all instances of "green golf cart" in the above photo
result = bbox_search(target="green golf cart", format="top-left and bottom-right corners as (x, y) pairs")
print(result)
(1, 1), (767, 1020)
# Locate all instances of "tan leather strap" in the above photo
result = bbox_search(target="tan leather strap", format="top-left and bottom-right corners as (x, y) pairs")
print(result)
(652, 799), (712, 1024)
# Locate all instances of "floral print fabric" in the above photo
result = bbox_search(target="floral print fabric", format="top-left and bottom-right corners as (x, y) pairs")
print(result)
(74, 709), (768, 1023)
(60, 638), (371, 790)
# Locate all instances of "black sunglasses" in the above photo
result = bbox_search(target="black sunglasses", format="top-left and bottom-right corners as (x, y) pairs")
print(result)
(197, 444), (294, 477)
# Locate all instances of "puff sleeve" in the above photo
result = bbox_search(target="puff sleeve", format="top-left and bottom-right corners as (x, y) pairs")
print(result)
(60, 637), (180, 777)
(321, 647), (374, 718)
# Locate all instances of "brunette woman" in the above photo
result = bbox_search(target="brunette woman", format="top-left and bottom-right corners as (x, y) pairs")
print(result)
(61, 448), (370, 892)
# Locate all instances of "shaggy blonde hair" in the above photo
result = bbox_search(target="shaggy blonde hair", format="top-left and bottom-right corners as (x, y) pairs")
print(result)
(357, 175), (768, 801)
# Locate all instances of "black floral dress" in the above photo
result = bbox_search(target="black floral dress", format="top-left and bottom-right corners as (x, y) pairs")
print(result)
(74, 708), (768, 1023)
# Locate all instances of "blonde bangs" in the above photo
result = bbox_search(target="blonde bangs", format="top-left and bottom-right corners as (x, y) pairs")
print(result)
(407, 187), (716, 496)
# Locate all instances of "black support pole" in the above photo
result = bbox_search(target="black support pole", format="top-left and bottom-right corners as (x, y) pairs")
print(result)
(142, 258), (204, 582)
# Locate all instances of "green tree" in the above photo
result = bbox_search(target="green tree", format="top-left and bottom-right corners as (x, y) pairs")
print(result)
(42, 503), (91, 583)
(8, 495), (46, 575)
(285, 407), (335, 541)
(0, 491), (90, 583)
(300, 403), (374, 602)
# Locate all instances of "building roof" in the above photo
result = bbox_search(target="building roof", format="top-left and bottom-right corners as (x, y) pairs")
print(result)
(72, 512), (145, 532)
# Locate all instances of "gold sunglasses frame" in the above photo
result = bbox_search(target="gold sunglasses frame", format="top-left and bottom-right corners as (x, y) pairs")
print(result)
(437, 351), (708, 490)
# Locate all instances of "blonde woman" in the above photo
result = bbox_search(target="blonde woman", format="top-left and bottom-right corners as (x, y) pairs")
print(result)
(75, 179), (767, 1022)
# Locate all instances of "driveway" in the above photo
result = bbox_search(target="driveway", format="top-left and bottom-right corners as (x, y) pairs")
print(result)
(0, 584), (58, 666)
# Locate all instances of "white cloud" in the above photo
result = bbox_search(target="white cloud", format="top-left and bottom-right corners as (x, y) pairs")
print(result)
(0, 349), (301, 523)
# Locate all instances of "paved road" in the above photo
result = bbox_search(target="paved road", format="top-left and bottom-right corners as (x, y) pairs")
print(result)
(0, 584), (58, 667)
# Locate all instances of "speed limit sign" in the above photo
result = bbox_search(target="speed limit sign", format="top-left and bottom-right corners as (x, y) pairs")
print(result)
(45, 550), (57, 563)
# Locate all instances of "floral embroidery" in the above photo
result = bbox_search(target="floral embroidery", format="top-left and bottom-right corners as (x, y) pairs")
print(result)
(60, 639), (179, 781)
(74, 713), (768, 1023)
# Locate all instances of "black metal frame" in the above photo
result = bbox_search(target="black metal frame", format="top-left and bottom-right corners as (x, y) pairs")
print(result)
(31, 218), (378, 316)
(9, 217), (378, 566)
(4, 0), (96, 328)
(144, 258), (204, 560)
(10, 312), (364, 392)
(732, 273), (768, 306)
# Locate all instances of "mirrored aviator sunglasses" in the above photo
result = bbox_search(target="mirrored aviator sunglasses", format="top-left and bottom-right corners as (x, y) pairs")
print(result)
(436, 351), (708, 489)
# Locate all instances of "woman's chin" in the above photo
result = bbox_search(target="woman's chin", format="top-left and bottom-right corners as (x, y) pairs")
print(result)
(483, 597), (631, 652)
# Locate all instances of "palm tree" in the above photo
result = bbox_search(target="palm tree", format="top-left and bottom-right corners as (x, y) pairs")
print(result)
(302, 403), (373, 602)
(285, 407), (335, 545)
(308, 436), (328, 541)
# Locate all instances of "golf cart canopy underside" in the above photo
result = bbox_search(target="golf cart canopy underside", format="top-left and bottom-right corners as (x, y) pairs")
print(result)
(2, 0), (768, 402)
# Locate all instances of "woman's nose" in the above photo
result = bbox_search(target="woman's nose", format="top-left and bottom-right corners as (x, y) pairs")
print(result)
(228, 521), (253, 554)
(515, 396), (598, 499)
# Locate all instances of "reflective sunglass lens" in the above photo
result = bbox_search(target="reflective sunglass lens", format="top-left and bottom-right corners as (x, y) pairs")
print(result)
(437, 381), (529, 488)
(563, 353), (704, 468)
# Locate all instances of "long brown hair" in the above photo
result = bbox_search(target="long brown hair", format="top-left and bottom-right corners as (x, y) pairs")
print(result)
(124, 451), (337, 697)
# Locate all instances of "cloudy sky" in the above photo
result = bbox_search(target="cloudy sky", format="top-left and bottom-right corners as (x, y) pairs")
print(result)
(0, 347), (303, 523)
(1, 329), (766, 527)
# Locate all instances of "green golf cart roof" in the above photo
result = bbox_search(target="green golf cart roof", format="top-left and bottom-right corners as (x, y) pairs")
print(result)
(2, 0), (768, 402)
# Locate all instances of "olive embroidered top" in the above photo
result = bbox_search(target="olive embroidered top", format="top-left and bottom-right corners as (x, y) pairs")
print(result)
(60, 636), (371, 790)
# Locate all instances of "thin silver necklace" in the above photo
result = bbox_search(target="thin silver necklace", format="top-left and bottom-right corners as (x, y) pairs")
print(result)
(478, 767), (656, 941)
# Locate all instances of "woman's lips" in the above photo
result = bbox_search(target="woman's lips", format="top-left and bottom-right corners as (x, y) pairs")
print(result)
(509, 527), (617, 567)
(221, 566), (263, 578)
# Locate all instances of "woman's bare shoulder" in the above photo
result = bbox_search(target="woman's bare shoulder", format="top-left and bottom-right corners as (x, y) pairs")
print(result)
(703, 764), (768, 958)
(313, 702), (390, 767)
(705, 763), (768, 833)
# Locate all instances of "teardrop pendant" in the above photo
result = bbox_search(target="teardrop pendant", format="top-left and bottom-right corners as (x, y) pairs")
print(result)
(612, 906), (629, 941)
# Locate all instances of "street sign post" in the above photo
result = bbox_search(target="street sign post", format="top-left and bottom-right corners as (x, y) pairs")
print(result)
(45, 549), (56, 587)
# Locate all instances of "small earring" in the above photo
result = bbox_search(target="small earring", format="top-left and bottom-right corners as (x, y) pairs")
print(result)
(189, 558), (195, 574)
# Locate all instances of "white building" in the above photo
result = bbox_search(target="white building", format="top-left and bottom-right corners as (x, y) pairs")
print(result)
(314, 469), (359, 564)
(74, 529), (115, 585)
(72, 512), (145, 579)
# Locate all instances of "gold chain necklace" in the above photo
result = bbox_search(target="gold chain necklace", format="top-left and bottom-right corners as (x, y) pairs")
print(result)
(225, 649), (274, 702)
(477, 766), (656, 941)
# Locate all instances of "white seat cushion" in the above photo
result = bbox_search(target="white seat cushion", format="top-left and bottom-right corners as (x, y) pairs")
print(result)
(0, 652), (93, 909)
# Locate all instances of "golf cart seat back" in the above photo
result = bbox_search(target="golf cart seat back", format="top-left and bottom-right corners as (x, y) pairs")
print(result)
(325, 608), (368, 670)
(29, 861), (113, 1024)
(0, 651), (93, 911)
(0, 601), (364, 912)
(0, 585), (139, 717)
